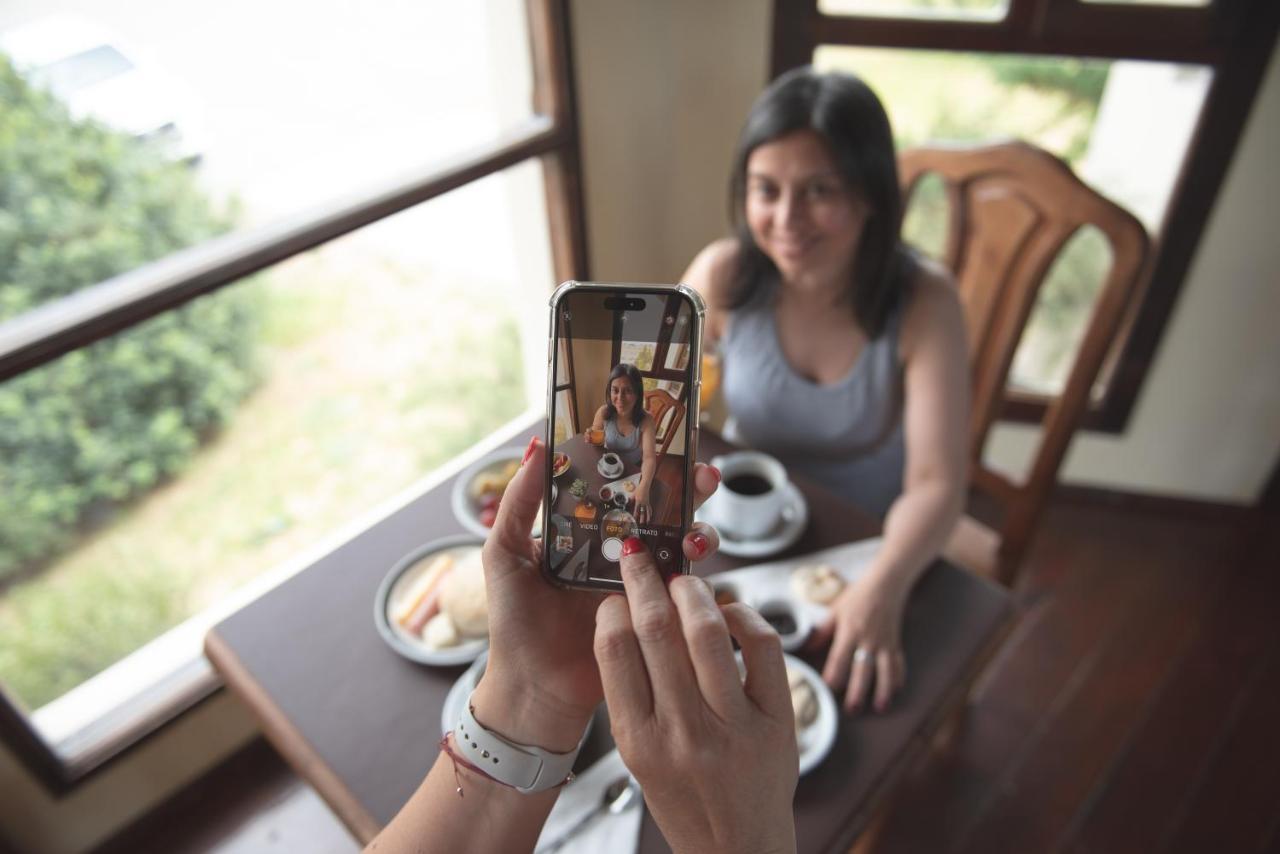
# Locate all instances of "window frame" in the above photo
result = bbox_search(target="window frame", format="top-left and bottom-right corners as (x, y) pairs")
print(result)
(0, 0), (587, 794)
(775, 0), (1279, 432)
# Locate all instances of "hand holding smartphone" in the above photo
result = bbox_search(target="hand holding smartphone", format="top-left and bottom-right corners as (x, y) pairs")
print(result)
(542, 282), (704, 593)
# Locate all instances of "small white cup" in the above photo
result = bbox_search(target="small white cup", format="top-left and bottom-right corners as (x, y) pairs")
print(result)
(708, 451), (789, 540)
(753, 598), (811, 652)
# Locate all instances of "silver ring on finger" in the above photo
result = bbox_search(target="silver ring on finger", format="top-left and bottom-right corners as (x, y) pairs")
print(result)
(853, 647), (871, 663)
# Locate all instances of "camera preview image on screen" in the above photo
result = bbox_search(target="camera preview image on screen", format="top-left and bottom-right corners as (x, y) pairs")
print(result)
(547, 290), (695, 585)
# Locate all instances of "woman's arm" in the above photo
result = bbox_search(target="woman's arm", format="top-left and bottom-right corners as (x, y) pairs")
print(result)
(591, 404), (608, 432)
(680, 238), (738, 344)
(368, 441), (727, 853)
(635, 419), (659, 523)
(813, 268), (970, 713)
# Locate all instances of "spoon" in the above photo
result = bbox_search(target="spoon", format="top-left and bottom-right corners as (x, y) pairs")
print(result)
(539, 774), (640, 853)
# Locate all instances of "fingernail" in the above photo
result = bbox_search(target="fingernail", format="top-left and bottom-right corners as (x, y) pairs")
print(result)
(708, 465), (722, 485)
(621, 537), (646, 557)
(521, 435), (540, 466)
(688, 532), (709, 557)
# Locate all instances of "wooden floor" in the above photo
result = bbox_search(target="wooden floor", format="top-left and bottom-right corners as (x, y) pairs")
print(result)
(97, 497), (1280, 854)
(872, 498), (1280, 854)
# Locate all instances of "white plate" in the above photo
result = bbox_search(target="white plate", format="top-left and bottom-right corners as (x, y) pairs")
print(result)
(784, 653), (839, 776)
(374, 536), (489, 667)
(704, 537), (882, 629)
(452, 448), (554, 539)
(696, 480), (808, 558)
(452, 448), (525, 538)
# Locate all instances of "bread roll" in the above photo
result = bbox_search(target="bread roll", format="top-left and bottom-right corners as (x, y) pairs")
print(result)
(439, 549), (489, 638)
(422, 613), (460, 649)
(790, 564), (845, 605)
(788, 667), (819, 733)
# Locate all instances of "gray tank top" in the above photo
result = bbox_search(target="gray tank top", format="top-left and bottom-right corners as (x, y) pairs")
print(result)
(720, 288), (906, 518)
(604, 416), (644, 468)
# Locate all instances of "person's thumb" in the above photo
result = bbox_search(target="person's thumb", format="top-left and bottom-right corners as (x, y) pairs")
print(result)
(487, 436), (545, 556)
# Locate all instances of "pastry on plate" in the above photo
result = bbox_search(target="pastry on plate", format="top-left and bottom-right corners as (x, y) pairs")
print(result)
(788, 666), (819, 734)
(790, 564), (845, 605)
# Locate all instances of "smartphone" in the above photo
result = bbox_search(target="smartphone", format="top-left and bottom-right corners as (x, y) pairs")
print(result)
(541, 281), (704, 593)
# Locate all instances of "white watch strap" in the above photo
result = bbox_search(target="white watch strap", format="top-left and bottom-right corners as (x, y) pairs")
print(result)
(455, 691), (586, 793)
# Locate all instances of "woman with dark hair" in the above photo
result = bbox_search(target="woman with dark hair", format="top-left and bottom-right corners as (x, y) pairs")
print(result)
(683, 67), (969, 715)
(591, 363), (658, 523)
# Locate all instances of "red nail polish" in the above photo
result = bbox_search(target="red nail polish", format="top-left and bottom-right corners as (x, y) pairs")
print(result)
(688, 532), (709, 557)
(521, 435), (540, 465)
(621, 537), (646, 557)
(709, 465), (722, 485)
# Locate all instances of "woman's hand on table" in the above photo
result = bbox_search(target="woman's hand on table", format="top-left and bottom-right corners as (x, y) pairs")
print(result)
(474, 437), (723, 750)
(808, 573), (908, 714)
(634, 483), (652, 524)
(596, 538), (798, 854)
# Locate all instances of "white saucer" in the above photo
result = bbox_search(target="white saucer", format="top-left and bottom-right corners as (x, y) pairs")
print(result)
(696, 480), (808, 558)
(597, 458), (624, 479)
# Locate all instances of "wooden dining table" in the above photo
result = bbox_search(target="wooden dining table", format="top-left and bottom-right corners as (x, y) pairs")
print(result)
(205, 421), (1013, 853)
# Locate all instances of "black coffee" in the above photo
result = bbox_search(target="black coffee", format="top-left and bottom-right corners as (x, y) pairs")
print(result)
(725, 473), (772, 496)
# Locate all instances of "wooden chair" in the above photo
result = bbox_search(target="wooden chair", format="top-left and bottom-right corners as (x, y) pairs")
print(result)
(644, 388), (686, 456)
(900, 141), (1150, 588)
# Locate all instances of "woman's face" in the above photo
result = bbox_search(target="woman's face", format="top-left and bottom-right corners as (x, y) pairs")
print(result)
(744, 129), (869, 293)
(609, 377), (637, 418)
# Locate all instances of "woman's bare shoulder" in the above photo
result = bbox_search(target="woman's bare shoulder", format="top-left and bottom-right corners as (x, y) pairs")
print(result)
(682, 239), (739, 307)
(682, 238), (740, 339)
(901, 257), (964, 358)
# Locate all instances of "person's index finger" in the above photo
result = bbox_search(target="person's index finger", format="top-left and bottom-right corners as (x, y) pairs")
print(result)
(487, 437), (544, 554)
(668, 575), (740, 720)
(618, 539), (702, 713)
(722, 603), (792, 723)
(593, 595), (652, 734)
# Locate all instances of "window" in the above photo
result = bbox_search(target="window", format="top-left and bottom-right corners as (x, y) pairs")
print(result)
(0, 0), (585, 792)
(814, 46), (1211, 393)
(820, 0), (1010, 21)
(775, 0), (1278, 431)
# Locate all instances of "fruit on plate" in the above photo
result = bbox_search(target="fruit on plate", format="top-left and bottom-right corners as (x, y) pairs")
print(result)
(552, 452), (572, 476)
(470, 460), (519, 528)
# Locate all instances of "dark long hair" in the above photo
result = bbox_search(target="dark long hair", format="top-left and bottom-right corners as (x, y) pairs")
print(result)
(603, 363), (648, 426)
(728, 66), (915, 339)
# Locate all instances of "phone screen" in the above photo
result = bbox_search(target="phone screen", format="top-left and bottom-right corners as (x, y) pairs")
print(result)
(545, 286), (699, 588)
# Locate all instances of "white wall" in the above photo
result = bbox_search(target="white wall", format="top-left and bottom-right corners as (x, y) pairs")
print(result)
(573, 0), (1280, 504)
(571, 0), (772, 284)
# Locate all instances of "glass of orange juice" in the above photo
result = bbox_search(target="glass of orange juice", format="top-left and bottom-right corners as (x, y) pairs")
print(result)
(699, 344), (721, 417)
(586, 426), (605, 445)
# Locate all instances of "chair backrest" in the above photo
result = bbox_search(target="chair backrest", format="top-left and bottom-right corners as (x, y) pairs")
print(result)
(899, 141), (1149, 584)
(644, 388), (685, 456)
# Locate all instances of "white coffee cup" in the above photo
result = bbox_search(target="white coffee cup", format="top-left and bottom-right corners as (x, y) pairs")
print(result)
(708, 451), (788, 540)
